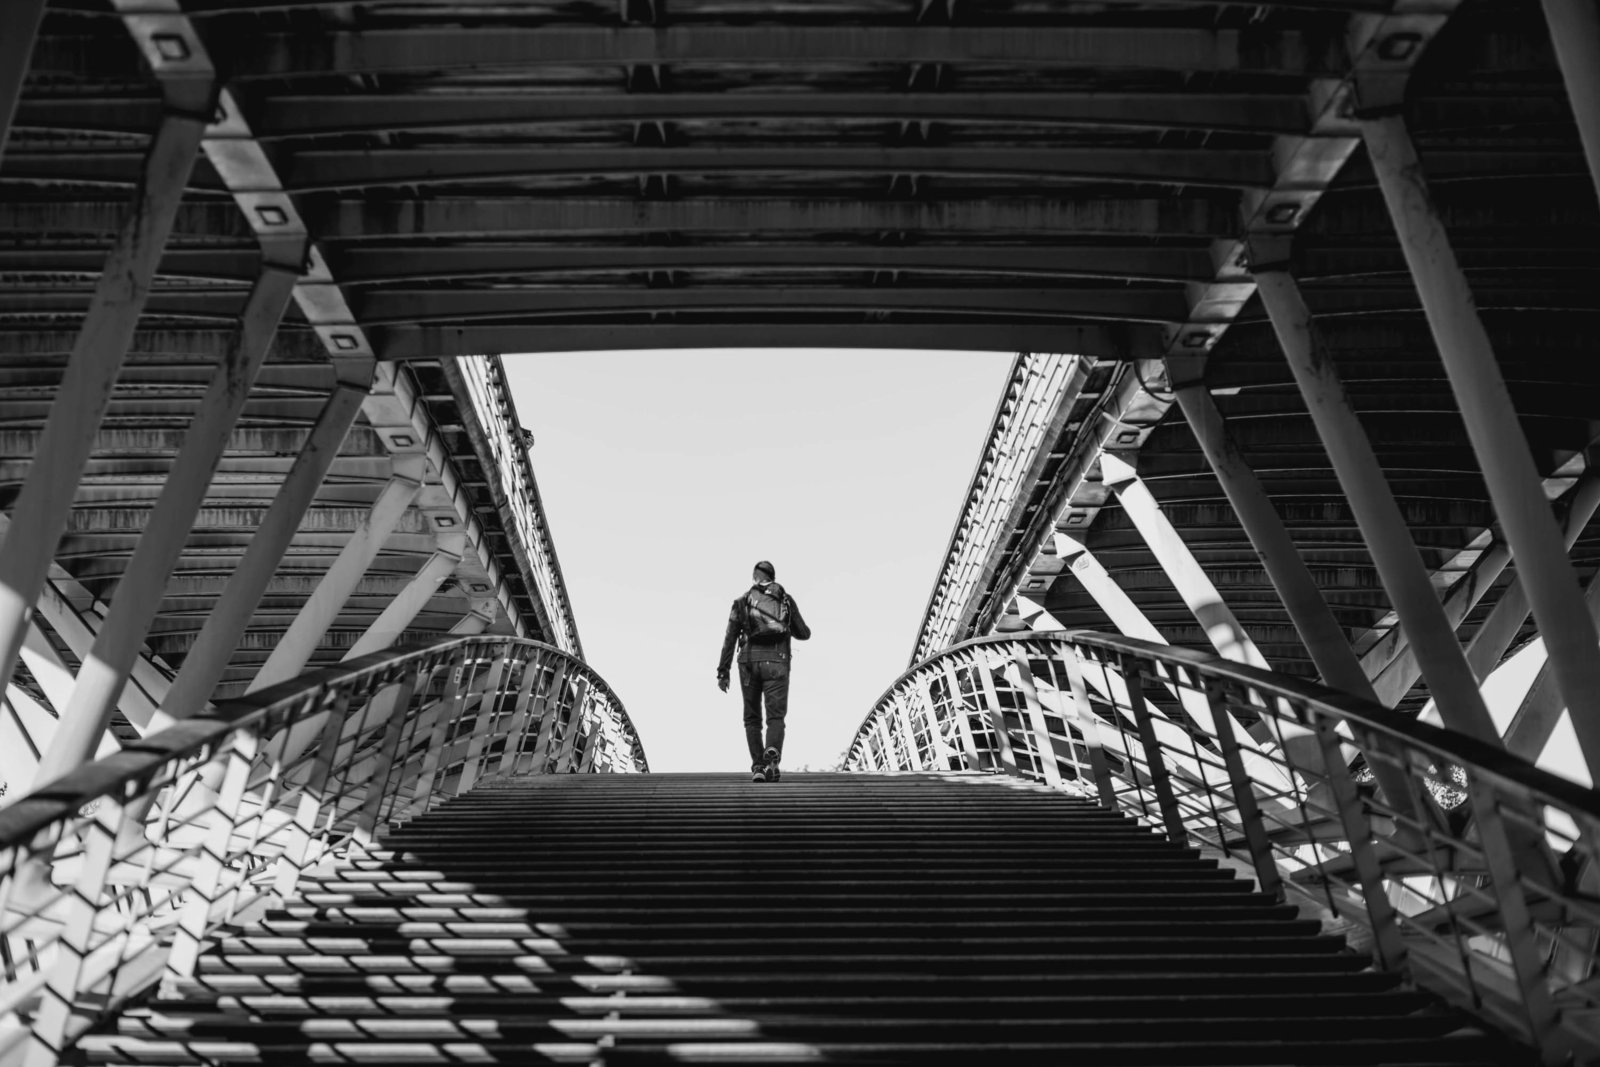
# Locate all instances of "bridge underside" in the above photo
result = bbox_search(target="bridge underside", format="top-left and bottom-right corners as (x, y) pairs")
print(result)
(1, 2), (1598, 774)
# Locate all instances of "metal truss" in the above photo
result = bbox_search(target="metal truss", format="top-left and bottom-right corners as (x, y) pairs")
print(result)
(0, 636), (645, 1066)
(845, 630), (1600, 1064)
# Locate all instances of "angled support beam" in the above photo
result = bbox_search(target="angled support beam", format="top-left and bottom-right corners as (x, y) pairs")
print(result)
(1366, 538), (1511, 706)
(449, 599), (501, 636)
(153, 367), (373, 729)
(246, 457), (426, 694)
(1098, 450), (1270, 671)
(1169, 379), (1375, 702)
(20, 621), (75, 715)
(342, 537), (466, 662)
(1541, 0), (1600, 206)
(33, 261), (304, 788)
(29, 572), (163, 725)
(1466, 472), (1600, 682)
(0, 0), (47, 160)
(0, 73), (214, 703)
(1253, 257), (1500, 747)
(1361, 110), (1600, 779)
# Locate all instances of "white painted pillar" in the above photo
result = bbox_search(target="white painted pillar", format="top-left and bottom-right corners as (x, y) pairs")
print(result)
(0, 97), (212, 708)
(247, 457), (425, 693)
(1363, 113), (1600, 777)
(343, 537), (466, 661)
(1098, 450), (1270, 671)
(1541, 0), (1600, 207)
(34, 266), (301, 786)
(155, 373), (372, 728)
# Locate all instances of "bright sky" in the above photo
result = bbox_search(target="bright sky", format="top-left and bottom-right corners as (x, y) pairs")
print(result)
(504, 348), (1014, 772)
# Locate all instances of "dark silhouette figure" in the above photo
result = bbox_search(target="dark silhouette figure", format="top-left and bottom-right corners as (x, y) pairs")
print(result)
(717, 561), (811, 781)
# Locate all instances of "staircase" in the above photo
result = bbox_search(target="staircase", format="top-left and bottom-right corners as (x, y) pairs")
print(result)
(78, 773), (1521, 1065)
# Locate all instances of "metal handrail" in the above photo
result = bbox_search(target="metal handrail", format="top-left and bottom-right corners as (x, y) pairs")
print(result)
(0, 636), (645, 1067)
(846, 630), (1600, 1065)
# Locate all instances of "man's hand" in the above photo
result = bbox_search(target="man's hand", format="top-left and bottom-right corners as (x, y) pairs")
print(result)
(717, 671), (730, 693)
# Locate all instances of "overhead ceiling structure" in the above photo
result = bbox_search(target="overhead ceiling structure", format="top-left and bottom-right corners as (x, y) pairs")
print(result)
(906, 5), (1600, 741)
(1, 0), (1599, 787)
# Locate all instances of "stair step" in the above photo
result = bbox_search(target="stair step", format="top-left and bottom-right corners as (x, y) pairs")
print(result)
(67, 772), (1521, 1065)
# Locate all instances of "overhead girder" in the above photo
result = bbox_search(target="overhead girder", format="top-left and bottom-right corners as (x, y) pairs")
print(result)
(19, 92), (1319, 138)
(27, 26), (1343, 80)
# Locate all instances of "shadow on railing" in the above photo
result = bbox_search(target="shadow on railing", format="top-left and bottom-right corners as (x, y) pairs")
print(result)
(0, 635), (644, 1067)
(844, 631), (1600, 1065)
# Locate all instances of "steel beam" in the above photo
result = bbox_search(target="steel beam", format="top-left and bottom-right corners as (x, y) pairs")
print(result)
(1170, 381), (1376, 702)
(376, 323), (1152, 361)
(227, 90), (1319, 136)
(303, 198), (1234, 239)
(0, 0), (48, 161)
(1541, 0), (1600, 206)
(350, 286), (1187, 324)
(0, 97), (211, 707)
(246, 459), (425, 694)
(449, 599), (500, 636)
(32, 263), (302, 787)
(1098, 451), (1271, 671)
(1366, 540), (1511, 706)
(1465, 472), (1600, 682)
(218, 27), (1333, 78)
(341, 539), (465, 662)
(1, 244), (1217, 285)
(1254, 262), (1501, 747)
(279, 146), (1273, 192)
(1362, 111), (1600, 779)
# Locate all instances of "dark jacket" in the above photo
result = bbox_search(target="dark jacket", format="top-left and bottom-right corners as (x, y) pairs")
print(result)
(718, 581), (811, 673)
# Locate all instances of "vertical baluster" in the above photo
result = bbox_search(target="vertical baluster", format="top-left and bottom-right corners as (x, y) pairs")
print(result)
(495, 650), (545, 779)
(1061, 645), (1117, 808)
(1312, 716), (1408, 973)
(1010, 649), (1063, 789)
(1204, 676), (1283, 900)
(274, 689), (353, 899)
(1121, 654), (1187, 843)
(168, 733), (257, 981)
(351, 674), (421, 851)
(456, 642), (513, 795)
(974, 653), (1021, 776)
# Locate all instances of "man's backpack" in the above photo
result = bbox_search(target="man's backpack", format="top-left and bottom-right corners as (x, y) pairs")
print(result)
(743, 582), (791, 643)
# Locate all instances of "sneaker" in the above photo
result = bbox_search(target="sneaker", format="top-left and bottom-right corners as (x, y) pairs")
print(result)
(751, 762), (767, 783)
(763, 747), (781, 783)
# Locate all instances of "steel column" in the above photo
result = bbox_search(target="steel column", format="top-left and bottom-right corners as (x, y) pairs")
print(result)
(0, 0), (48, 160)
(342, 538), (465, 662)
(1171, 382), (1375, 700)
(1541, 0), (1600, 205)
(32, 265), (301, 787)
(0, 102), (211, 702)
(247, 458), (425, 693)
(1098, 451), (1270, 670)
(155, 372), (373, 728)
(1363, 113), (1600, 776)
(1253, 264), (1501, 747)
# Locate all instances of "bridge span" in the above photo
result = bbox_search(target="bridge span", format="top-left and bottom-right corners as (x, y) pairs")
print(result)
(2, 0), (1600, 1062)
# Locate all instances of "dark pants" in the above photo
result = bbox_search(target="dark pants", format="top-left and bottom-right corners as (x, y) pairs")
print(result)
(739, 658), (789, 768)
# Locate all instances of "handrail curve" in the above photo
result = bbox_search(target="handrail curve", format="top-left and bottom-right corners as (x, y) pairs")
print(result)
(846, 630), (1600, 1064)
(0, 635), (645, 1066)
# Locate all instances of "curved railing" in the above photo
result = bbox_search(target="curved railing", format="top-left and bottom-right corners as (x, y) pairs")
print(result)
(0, 636), (644, 1066)
(845, 631), (1600, 1064)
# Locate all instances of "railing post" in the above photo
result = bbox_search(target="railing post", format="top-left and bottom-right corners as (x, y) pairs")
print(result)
(25, 802), (121, 1067)
(1009, 651), (1064, 788)
(351, 674), (420, 851)
(400, 653), (475, 818)
(974, 654), (1021, 776)
(1472, 783), (1564, 1060)
(1121, 654), (1188, 843)
(456, 645), (512, 795)
(555, 677), (591, 772)
(890, 691), (925, 771)
(167, 731), (259, 981)
(1203, 675), (1283, 900)
(273, 689), (353, 899)
(1061, 646), (1118, 807)
(495, 651), (545, 778)
(529, 661), (571, 773)
(1311, 719), (1408, 973)
(915, 677), (956, 770)
(939, 661), (984, 771)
